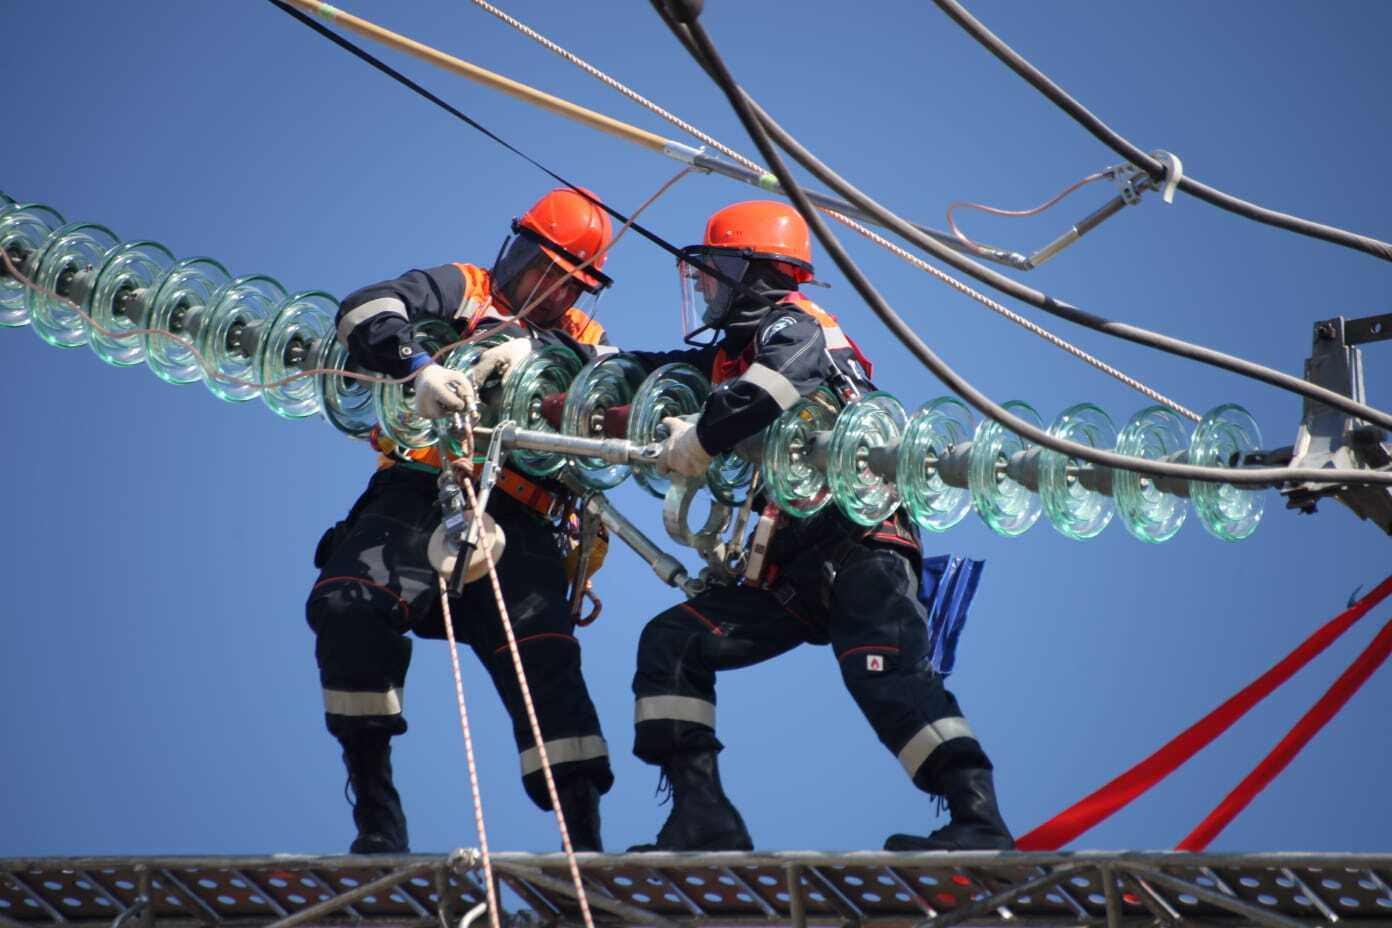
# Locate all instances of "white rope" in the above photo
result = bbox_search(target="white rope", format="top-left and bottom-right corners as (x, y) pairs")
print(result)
(466, 0), (764, 173)
(449, 445), (597, 928)
(464, 0), (1201, 422)
(819, 209), (1201, 420)
(437, 577), (502, 928)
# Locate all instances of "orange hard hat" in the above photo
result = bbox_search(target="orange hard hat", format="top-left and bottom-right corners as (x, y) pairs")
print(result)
(702, 200), (814, 281)
(515, 187), (613, 290)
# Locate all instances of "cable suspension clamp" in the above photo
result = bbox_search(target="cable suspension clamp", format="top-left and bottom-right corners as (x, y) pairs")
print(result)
(662, 141), (706, 164)
(1108, 162), (1154, 206)
(1150, 149), (1184, 204)
(1271, 314), (1392, 533)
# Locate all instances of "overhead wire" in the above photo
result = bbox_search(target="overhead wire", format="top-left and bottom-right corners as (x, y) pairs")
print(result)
(457, 0), (1200, 421)
(648, 1), (1392, 489)
(465, 0), (1392, 432)
(464, 0), (764, 174)
(741, 90), (1392, 431)
(263, 0), (1392, 480)
(268, 0), (689, 271)
(930, 0), (1392, 263)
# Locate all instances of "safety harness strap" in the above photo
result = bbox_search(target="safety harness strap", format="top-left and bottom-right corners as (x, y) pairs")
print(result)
(1018, 574), (1392, 850)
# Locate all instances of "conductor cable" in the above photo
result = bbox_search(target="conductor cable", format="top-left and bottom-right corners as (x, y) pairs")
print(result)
(645, 1), (1392, 430)
(931, 0), (1392, 263)
(656, 3), (1392, 489)
(462, 0), (1201, 419)
(268, 0), (772, 314)
(741, 93), (1392, 432)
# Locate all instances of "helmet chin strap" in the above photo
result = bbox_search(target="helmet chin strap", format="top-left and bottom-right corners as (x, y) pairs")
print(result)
(682, 323), (719, 348)
(688, 287), (798, 349)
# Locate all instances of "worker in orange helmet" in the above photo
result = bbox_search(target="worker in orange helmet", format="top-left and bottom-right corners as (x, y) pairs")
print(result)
(307, 187), (617, 853)
(626, 200), (1013, 851)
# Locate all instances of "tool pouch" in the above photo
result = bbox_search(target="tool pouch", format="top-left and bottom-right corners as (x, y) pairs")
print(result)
(919, 554), (985, 675)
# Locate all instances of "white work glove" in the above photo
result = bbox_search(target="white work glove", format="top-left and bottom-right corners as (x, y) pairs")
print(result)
(413, 362), (478, 419)
(467, 337), (534, 387)
(656, 416), (714, 478)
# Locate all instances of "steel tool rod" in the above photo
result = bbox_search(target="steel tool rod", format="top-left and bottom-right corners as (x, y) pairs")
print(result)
(473, 424), (661, 466)
(568, 485), (692, 590)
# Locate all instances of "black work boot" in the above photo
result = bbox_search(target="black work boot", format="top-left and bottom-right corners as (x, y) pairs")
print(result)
(629, 750), (753, 851)
(342, 734), (410, 854)
(555, 778), (604, 853)
(885, 766), (1014, 851)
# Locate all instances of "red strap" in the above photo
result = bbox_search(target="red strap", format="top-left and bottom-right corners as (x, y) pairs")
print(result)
(842, 332), (874, 381)
(1177, 613), (1392, 850)
(470, 461), (558, 516)
(1016, 574), (1392, 851)
(711, 342), (756, 385)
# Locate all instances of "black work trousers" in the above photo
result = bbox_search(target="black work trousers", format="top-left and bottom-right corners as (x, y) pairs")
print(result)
(632, 543), (989, 793)
(306, 465), (613, 809)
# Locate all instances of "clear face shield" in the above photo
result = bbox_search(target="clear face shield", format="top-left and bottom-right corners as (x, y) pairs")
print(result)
(677, 247), (753, 336)
(493, 224), (612, 326)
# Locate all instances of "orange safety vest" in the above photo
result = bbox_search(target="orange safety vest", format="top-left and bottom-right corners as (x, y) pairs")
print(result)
(709, 294), (872, 385)
(374, 263), (606, 482)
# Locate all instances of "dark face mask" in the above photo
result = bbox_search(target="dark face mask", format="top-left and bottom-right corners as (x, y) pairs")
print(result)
(718, 264), (799, 352)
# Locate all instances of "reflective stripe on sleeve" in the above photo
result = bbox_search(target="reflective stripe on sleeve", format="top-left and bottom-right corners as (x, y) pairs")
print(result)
(519, 735), (609, 776)
(822, 326), (852, 351)
(323, 687), (404, 717)
(739, 362), (801, 410)
(634, 695), (716, 728)
(896, 717), (976, 777)
(337, 297), (408, 344)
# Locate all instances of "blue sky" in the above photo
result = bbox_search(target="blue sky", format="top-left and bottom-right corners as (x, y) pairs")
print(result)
(2, 1), (1389, 857)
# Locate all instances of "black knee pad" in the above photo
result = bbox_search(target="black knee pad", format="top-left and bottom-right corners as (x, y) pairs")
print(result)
(308, 578), (411, 635)
(310, 583), (413, 688)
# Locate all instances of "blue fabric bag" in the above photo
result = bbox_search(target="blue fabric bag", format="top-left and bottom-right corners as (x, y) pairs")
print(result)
(918, 555), (985, 675)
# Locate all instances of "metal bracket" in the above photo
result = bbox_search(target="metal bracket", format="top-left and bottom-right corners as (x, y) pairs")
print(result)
(1108, 162), (1154, 206)
(662, 476), (730, 551)
(1345, 312), (1392, 346)
(1278, 314), (1392, 533)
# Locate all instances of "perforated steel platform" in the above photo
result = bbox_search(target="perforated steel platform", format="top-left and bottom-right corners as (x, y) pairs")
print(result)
(4, 853), (1390, 928)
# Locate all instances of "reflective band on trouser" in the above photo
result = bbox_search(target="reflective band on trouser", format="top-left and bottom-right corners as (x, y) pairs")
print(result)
(337, 297), (407, 344)
(519, 735), (609, 776)
(323, 687), (404, 717)
(739, 362), (801, 410)
(634, 695), (716, 728)
(896, 717), (975, 777)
